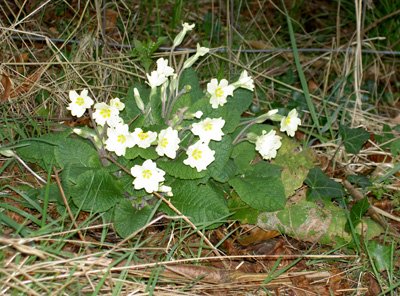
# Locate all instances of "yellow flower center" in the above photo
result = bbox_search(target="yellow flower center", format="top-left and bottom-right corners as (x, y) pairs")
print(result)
(203, 122), (213, 131)
(100, 108), (111, 118)
(138, 131), (149, 141)
(160, 137), (169, 148)
(142, 169), (152, 179)
(215, 87), (224, 98)
(76, 97), (85, 106)
(192, 149), (202, 160)
(117, 134), (126, 144)
(285, 117), (291, 125)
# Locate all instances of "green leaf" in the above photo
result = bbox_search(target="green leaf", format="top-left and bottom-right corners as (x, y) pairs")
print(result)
(231, 141), (256, 173)
(125, 146), (159, 160)
(339, 125), (370, 154)
(230, 88), (253, 115)
(208, 135), (233, 182)
(347, 175), (372, 189)
(113, 199), (154, 238)
(305, 168), (345, 200)
(54, 137), (101, 168)
(273, 136), (314, 197)
(210, 159), (237, 183)
(160, 180), (230, 228)
(70, 168), (123, 212)
(366, 241), (391, 272)
(15, 130), (71, 169)
(227, 191), (259, 224)
(345, 197), (370, 232)
(374, 124), (393, 147)
(157, 153), (208, 180)
(229, 163), (286, 211)
(390, 139), (400, 156)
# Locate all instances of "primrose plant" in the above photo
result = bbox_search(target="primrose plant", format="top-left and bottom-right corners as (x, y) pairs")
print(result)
(16, 23), (303, 237)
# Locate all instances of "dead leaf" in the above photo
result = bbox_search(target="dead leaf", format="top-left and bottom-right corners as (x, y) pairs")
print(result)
(0, 73), (13, 101)
(166, 264), (229, 284)
(238, 227), (280, 246)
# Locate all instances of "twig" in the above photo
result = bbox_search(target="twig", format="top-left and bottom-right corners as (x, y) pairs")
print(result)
(342, 180), (399, 236)
(53, 168), (85, 242)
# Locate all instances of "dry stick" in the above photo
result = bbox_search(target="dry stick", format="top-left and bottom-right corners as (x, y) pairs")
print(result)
(53, 168), (85, 242)
(342, 180), (399, 237)
(152, 192), (227, 262)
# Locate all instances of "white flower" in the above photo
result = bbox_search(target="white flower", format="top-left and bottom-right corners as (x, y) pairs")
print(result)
(191, 117), (225, 143)
(159, 185), (173, 197)
(183, 141), (215, 172)
(255, 130), (282, 160)
(183, 43), (210, 69)
(146, 71), (168, 88)
(280, 109), (301, 137)
(173, 22), (195, 48)
(156, 127), (180, 159)
(131, 160), (165, 193)
(92, 102), (120, 126)
(67, 89), (94, 117)
(232, 70), (255, 91)
(156, 58), (175, 78)
(132, 128), (157, 149)
(207, 78), (234, 109)
(194, 111), (203, 119)
(110, 97), (125, 111)
(105, 123), (135, 156)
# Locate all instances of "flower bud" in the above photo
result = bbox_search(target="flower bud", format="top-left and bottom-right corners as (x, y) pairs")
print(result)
(133, 88), (145, 112)
(172, 23), (195, 48)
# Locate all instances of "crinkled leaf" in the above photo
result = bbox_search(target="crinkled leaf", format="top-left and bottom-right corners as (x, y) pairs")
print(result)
(70, 168), (123, 212)
(339, 125), (370, 154)
(113, 199), (154, 238)
(345, 197), (370, 233)
(229, 163), (286, 211)
(230, 88), (253, 114)
(54, 137), (101, 168)
(210, 159), (237, 183)
(125, 146), (159, 160)
(157, 153), (208, 180)
(258, 200), (382, 246)
(231, 142), (256, 173)
(160, 180), (230, 228)
(15, 130), (71, 169)
(366, 241), (391, 272)
(305, 168), (345, 200)
(208, 135), (233, 182)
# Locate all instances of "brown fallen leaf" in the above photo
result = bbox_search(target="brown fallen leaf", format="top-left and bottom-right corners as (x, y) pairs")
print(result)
(0, 72), (13, 101)
(237, 227), (280, 246)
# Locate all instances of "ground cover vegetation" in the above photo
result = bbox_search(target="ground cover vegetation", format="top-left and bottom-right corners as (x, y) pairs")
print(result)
(0, 0), (399, 294)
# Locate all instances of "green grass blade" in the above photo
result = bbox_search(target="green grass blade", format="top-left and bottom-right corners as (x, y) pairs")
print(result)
(281, 0), (321, 134)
